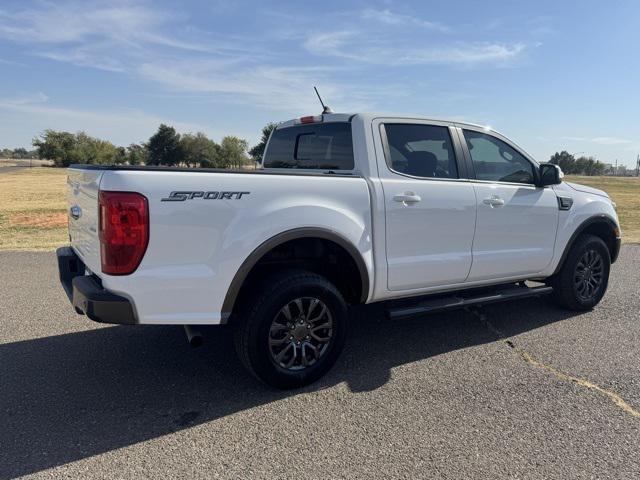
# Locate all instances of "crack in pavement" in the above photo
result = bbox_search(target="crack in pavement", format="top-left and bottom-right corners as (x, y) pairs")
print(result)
(468, 307), (640, 419)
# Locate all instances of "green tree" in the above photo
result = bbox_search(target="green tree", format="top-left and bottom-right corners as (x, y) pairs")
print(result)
(32, 130), (126, 166)
(32, 130), (77, 167)
(180, 132), (221, 168)
(574, 156), (588, 175)
(592, 161), (606, 176)
(549, 151), (576, 174)
(72, 132), (122, 165)
(147, 124), (183, 166)
(12, 147), (28, 159)
(127, 143), (149, 165)
(575, 156), (605, 176)
(115, 146), (128, 164)
(220, 136), (249, 169)
(249, 122), (277, 164)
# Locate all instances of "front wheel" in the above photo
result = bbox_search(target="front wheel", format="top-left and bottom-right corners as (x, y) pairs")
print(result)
(550, 234), (611, 310)
(233, 270), (348, 389)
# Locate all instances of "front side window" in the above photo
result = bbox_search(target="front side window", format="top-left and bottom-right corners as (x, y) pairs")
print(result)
(263, 122), (354, 170)
(384, 124), (458, 179)
(463, 130), (535, 184)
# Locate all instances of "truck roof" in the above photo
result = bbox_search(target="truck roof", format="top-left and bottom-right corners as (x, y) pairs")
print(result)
(275, 112), (535, 166)
(276, 113), (491, 132)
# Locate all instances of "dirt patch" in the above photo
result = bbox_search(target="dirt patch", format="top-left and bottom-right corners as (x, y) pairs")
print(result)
(9, 212), (67, 228)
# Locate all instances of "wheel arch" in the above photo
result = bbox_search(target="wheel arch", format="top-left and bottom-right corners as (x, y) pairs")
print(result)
(553, 215), (621, 275)
(221, 227), (370, 323)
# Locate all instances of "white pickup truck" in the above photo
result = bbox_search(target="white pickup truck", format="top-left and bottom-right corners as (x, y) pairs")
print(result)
(57, 112), (621, 388)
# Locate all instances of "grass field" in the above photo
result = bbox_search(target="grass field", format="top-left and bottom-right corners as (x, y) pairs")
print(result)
(566, 175), (640, 243)
(0, 158), (53, 167)
(0, 168), (638, 251)
(0, 168), (68, 251)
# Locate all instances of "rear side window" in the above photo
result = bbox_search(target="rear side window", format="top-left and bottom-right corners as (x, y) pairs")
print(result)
(264, 122), (354, 170)
(384, 124), (459, 179)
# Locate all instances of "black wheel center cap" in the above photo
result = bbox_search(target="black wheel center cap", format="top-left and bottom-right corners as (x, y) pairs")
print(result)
(292, 323), (309, 341)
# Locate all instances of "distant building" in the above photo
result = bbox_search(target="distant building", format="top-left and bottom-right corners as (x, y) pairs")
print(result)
(602, 163), (615, 175)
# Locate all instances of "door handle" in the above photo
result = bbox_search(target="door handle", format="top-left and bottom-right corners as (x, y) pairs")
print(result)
(393, 192), (422, 205)
(483, 196), (505, 207)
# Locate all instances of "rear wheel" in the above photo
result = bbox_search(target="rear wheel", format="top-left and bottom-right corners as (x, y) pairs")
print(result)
(550, 234), (610, 310)
(233, 270), (348, 389)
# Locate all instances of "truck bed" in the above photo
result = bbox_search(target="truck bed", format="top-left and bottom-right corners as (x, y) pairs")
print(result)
(66, 164), (373, 325)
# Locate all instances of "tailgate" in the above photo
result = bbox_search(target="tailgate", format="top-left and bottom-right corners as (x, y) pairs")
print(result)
(67, 167), (103, 274)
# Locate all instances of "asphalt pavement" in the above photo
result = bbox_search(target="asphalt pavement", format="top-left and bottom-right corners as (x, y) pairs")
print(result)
(1, 247), (639, 479)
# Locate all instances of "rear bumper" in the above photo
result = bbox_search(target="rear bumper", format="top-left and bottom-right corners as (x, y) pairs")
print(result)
(56, 247), (137, 325)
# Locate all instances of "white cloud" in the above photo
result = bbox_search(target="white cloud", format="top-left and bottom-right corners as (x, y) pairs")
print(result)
(136, 61), (392, 113)
(398, 42), (526, 65)
(0, 3), (194, 48)
(303, 30), (526, 66)
(0, 57), (25, 66)
(302, 31), (357, 59)
(0, 1), (344, 111)
(563, 136), (634, 146)
(0, 0), (531, 136)
(0, 93), (231, 146)
(0, 1), (235, 74)
(37, 46), (126, 72)
(361, 9), (449, 33)
(0, 91), (49, 105)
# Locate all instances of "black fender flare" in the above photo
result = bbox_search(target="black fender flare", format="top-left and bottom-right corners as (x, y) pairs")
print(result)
(221, 227), (370, 322)
(552, 215), (621, 275)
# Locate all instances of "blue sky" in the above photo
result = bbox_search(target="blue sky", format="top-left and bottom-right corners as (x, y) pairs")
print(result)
(0, 0), (638, 167)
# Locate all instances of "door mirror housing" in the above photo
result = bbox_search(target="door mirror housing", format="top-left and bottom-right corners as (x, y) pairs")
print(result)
(538, 163), (563, 187)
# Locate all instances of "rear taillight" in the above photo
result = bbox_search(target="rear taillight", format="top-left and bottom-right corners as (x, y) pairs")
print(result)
(99, 191), (149, 275)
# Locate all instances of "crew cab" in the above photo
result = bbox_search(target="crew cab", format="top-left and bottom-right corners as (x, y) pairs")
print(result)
(57, 113), (621, 388)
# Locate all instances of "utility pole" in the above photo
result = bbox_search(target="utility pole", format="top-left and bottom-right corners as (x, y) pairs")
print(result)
(636, 154), (639, 177)
(615, 159), (618, 176)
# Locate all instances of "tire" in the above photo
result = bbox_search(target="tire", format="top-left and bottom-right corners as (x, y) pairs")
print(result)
(233, 270), (348, 389)
(550, 234), (611, 311)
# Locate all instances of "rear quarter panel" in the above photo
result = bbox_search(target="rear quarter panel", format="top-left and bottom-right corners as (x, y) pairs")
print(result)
(98, 170), (373, 324)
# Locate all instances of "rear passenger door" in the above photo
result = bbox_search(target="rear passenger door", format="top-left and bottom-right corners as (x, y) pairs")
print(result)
(458, 127), (558, 281)
(376, 120), (477, 291)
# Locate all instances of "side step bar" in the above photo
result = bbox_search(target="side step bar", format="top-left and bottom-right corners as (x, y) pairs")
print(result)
(386, 284), (553, 320)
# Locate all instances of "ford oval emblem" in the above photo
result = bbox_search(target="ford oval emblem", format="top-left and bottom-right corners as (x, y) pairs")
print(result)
(70, 205), (82, 220)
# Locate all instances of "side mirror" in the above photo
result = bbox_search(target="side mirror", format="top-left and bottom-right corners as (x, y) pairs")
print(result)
(538, 163), (563, 187)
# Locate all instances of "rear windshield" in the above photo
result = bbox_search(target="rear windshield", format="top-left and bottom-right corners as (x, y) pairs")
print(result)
(263, 122), (354, 170)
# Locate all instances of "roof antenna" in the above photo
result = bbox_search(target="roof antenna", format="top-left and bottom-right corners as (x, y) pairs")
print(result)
(314, 86), (333, 114)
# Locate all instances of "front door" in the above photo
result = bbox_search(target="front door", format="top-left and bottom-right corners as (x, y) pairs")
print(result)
(377, 121), (477, 291)
(460, 128), (558, 281)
